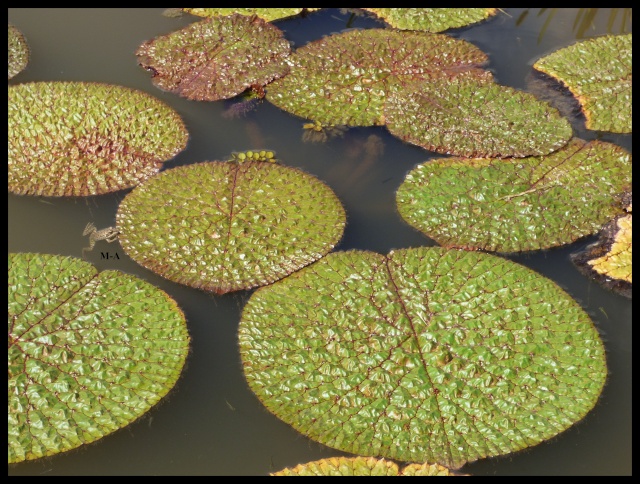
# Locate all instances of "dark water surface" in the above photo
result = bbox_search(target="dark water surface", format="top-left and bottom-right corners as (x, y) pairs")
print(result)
(8, 8), (631, 476)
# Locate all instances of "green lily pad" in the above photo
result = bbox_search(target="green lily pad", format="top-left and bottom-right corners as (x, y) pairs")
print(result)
(8, 23), (29, 79)
(272, 456), (464, 476)
(385, 76), (573, 158)
(533, 33), (632, 134)
(239, 247), (607, 469)
(116, 157), (346, 294)
(395, 139), (631, 252)
(8, 81), (188, 197)
(362, 8), (498, 32)
(182, 8), (321, 22)
(266, 29), (492, 127)
(8, 253), (190, 464)
(136, 14), (291, 101)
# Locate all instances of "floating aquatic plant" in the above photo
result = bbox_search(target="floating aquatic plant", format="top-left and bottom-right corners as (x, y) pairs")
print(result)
(182, 8), (321, 22)
(8, 23), (29, 79)
(361, 8), (498, 32)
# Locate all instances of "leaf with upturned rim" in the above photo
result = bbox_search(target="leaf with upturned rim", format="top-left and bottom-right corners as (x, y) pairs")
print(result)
(533, 33), (632, 134)
(272, 456), (464, 476)
(395, 139), (631, 252)
(8, 82), (188, 197)
(362, 8), (498, 32)
(136, 14), (292, 102)
(239, 247), (607, 469)
(8, 23), (29, 80)
(116, 157), (346, 294)
(385, 77), (573, 158)
(8, 253), (190, 464)
(182, 8), (321, 22)
(266, 29), (492, 127)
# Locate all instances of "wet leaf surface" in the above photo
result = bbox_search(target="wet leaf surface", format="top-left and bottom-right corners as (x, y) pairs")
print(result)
(136, 14), (292, 101)
(116, 158), (346, 294)
(8, 23), (29, 79)
(396, 139), (631, 252)
(8, 253), (190, 463)
(239, 247), (607, 469)
(182, 8), (320, 22)
(361, 8), (497, 32)
(8, 82), (188, 197)
(533, 33), (632, 134)
(266, 28), (492, 126)
(385, 77), (573, 158)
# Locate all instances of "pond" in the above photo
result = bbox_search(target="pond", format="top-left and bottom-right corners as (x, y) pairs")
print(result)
(8, 8), (631, 476)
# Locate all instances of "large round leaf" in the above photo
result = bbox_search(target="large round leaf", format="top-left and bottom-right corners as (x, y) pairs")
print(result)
(136, 14), (291, 101)
(8, 82), (188, 197)
(8, 23), (29, 80)
(362, 8), (498, 32)
(116, 159), (346, 294)
(272, 456), (462, 476)
(239, 247), (607, 469)
(8, 253), (190, 464)
(385, 77), (573, 158)
(266, 29), (492, 127)
(395, 139), (631, 252)
(182, 8), (320, 22)
(533, 33), (632, 134)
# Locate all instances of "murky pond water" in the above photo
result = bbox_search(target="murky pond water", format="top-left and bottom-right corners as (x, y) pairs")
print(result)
(8, 8), (631, 476)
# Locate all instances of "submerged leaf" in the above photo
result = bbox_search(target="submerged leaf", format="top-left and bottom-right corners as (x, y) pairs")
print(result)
(385, 77), (573, 158)
(182, 8), (320, 22)
(116, 159), (346, 294)
(266, 29), (492, 126)
(8, 23), (29, 79)
(272, 456), (463, 476)
(533, 33), (632, 133)
(8, 82), (188, 197)
(8, 253), (189, 463)
(239, 248), (607, 469)
(136, 14), (291, 101)
(362, 8), (498, 32)
(396, 139), (631, 252)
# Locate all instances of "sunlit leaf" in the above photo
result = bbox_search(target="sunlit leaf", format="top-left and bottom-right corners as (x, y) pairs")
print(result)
(8, 81), (188, 197)
(385, 77), (573, 158)
(8, 23), (29, 80)
(272, 456), (464, 476)
(396, 139), (631, 252)
(266, 29), (492, 127)
(182, 8), (321, 22)
(362, 8), (498, 32)
(239, 247), (607, 469)
(116, 156), (346, 294)
(8, 253), (190, 463)
(136, 14), (291, 101)
(533, 33), (632, 133)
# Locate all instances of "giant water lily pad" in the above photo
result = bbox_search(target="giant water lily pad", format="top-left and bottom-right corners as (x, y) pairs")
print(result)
(8, 23), (29, 79)
(8, 253), (190, 464)
(182, 8), (321, 22)
(239, 248), (607, 469)
(266, 29), (492, 127)
(385, 77), (573, 158)
(8, 82), (188, 197)
(396, 139), (631, 252)
(116, 157), (346, 294)
(533, 33), (632, 134)
(362, 8), (498, 32)
(136, 14), (291, 101)
(272, 456), (462, 476)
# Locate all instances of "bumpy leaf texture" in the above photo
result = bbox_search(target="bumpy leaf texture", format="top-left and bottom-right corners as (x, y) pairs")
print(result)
(396, 139), (631, 252)
(266, 28), (492, 126)
(239, 247), (607, 469)
(182, 8), (321, 22)
(533, 33), (632, 134)
(362, 8), (498, 32)
(8, 82), (188, 197)
(116, 159), (346, 294)
(385, 77), (573, 158)
(272, 456), (464, 476)
(136, 14), (292, 101)
(8, 253), (190, 463)
(8, 23), (29, 79)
